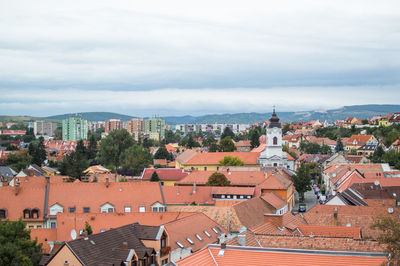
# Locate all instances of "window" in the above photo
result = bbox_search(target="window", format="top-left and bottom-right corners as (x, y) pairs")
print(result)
(124, 206), (131, 213)
(107, 208), (114, 213)
(161, 234), (167, 248)
(50, 222), (56, 228)
(216, 226), (222, 233)
(186, 237), (194, 245)
(204, 230), (211, 238)
(83, 207), (90, 213)
(247, 196), (251, 199)
(139, 206), (145, 212)
(273, 137), (278, 145)
(68, 207), (75, 213)
(29, 225), (34, 229)
(221, 195), (225, 199)
(212, 227), (218, 234)
(23, 209), (31, 219)
(0, 209), (6, 219)
(240, 195), (244, 199)
(227, 195), (231, 199)
(152, 207), (158, 212)
(161, 258), (169, 265)
(37, 225), (42, 229)
(204, 167), (207, 171)
(176, 241), (184, 248)
(195, 234), (203, 241)
(32, 209), (39, 219)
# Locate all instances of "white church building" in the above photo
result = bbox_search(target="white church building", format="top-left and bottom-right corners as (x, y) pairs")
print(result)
(258, 109), (295, 170)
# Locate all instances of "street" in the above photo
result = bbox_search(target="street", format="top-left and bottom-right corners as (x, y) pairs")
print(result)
(293, 189), (318, 212)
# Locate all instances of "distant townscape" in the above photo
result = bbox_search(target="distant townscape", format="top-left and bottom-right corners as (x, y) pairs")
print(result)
(1, 108), (400, 265)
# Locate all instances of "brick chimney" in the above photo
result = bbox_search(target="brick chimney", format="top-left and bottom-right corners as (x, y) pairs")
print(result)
(105, 178), (110, 188)
(122, 241), (128, 249)
(28, 169), (34, 177)
(334, 207), (338, 219)
(263, 214), (284, 227)
(14, 181), (21, 195)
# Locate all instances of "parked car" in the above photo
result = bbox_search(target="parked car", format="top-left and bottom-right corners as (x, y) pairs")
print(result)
(298, 204), (307, 212)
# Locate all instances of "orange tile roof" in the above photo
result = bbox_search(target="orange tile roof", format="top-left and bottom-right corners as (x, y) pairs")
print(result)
(30, 228), (57, 253)
(298, 225), (361, 239)
(251, 143), (266, 153)
(185, 152), (260, 165)
(177, 171), (266, 186)
(55, 212), (194, 241)
(141, 168), (189, 181)
(164, 213), (228, 252)
(346, 135), (376, 146)
(233, 197), (276, 229)
(162, 186), (215, 205)
(47, 182), (163, 215)
(261, 192), (286, 209)
(165, 144), (177, 152)
(176, 245), (387, 266)
(259, 171), (292, 190)
(176, 149), (197, 165)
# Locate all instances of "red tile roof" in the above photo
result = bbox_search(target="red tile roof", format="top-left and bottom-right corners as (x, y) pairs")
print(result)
(177, 171), (266, 186)
(176, 245), (387, 266)
(185, 152), (260, 165)
(261, 192), (286, 209)
(141, 168), (189, 181)
(298, 225), (361, 239)
(162, 186), (215, 205)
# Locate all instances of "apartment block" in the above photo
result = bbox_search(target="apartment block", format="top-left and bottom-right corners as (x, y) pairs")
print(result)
(62, 116), (88, 141)
(33, 121), (58, 137)
(104, 119), (123, 133)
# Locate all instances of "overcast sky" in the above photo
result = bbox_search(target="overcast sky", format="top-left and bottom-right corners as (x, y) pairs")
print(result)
(1, 0), (399, 117)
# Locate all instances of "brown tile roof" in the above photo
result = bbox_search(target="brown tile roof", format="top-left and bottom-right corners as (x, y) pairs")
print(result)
(162, 186), (215, 205)
(176, 149), (197, 165)
(177, 170), (266, 186)
(167, 205), (243, 232)
(261, 192), (286, 210)
(176, 244), (386, 266)
(185, 152), (260, 165)
(304, 205), (400, 239)
(233, 197), (276, 230)
(298, 225), (361, 239)
(141, 168), (189, 181)
(164, 213), (228, 252)
(55, 212), (194, 241)
(47, 182), (163, 215)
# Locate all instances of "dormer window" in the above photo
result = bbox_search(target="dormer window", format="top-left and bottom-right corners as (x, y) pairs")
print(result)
(31, 208), (39, 219)
(23, 208), (31, 219)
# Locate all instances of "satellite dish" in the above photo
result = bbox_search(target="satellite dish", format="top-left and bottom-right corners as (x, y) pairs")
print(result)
(71, 229), (77, 240)
(374, 180), (380, 186)
(388, 208), (394, 214)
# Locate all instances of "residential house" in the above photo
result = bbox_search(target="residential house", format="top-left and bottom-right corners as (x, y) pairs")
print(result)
(344, 134), (378, 152)
(141, 168), (189, 186)
(234, 140), (252, 152)
(282, 134), (302, 149)
(0, 165), (17, 184)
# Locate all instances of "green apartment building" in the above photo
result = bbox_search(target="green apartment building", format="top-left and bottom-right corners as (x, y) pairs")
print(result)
(62, 116), (88, 141)
(145, 117), (165, 141)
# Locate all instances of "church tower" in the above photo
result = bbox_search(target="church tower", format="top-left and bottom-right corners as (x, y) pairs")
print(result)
(258, 108), (294, 170)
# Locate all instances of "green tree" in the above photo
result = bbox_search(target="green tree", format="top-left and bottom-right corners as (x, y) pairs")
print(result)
(154, 146), (169, 160)
(120, 144), (153, 176)
(87, 133), (98, 160)
(164, 129), (182, 144)
(5, 151), (31, 172)
(221, 127), (235, 140)
(219, 156), (244, 166)
(98, 129), (134, 170)
(54, 126), (62, 140)
(282, 124), (292, 134)
(85, 221), (93, 235)
(250, 129), (260, 149)
(28, 137), (46, 166)
(292, 163), (312, 202)
(203, 136), (217, 148)
(0, 219), (42, 266)
(150, 171), (160, 182)
(186, 136), (201, 149)
(371, 216), (400, 265)
(206, 172), (231, 186)
(219, 137), (236, 152)
(335, 137), (344, 152)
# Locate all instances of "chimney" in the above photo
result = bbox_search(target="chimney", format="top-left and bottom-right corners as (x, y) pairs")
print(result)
(28, 169), (34, 177)
(105, 178), (110, 188)
(45, 175), (50, 184)
(193, 183), (196, 194)
(82, 230), (89, 240)
(263, 214), (283, 227)
(334, 207), (338, 219)
(14, 181), (21, 195)
(122, 241), (128, 249)
(238, 235), (246, 246)
(177, 186), (180, 195)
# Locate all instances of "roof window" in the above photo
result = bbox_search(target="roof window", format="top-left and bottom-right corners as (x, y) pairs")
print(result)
(212, 227), (218, 234)
(204, 230), (211, 238)
(186, 238), (194, 245)
(195, 234), (203, 241)
(216, 226), (222, 233)
(176, 241), (184, 248)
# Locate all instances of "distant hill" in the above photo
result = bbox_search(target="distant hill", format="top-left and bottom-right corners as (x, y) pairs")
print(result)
(45, 112), (135, 122)
(1, 104), (399, 125)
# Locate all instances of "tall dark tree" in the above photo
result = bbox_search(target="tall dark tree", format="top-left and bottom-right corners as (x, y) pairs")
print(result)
(372, 216), (400, 264)
(221, 127), (235, 140)
(292, 163), (312, 202)
(98, 129), (134, 170)
(219, 137), (236, 152)
(0, 219), (42, 266)
(250, 129), (260, 149)
(28, 137), (47, 166)
(154, 146), (169, 160)
(335, 137), (344, 152)
(120, 144), (153, 176)
(209, 143), (219, 152)
(87, 133), (98, 160)
(150, 171), (160, 182)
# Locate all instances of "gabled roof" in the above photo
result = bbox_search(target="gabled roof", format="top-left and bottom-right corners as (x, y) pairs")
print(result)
(259, 171), (292, 190)
(261, 192), (286, 209)
(176, 149), (197, 164)
(57, 223), (160, 265)
(164, 213), (228, 252)
(141, 168), (189, 181)
(233, 197), (276, 229)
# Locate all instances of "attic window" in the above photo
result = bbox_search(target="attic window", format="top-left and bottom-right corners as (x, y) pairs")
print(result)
(212, 227), (218, 234)
(124, 206), (131, 213)
(68, 207), (75, 213)
(0, 209), (6, 219)
(195, 234), (203, 241)
(204, 230), (211, 238)
(176, 241), (184, 248)
(83, 207), (90, 213)
(186, 238), (194, 245)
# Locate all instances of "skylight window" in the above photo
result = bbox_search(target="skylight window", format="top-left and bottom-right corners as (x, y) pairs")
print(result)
(195, 234), (203, 241)
(176, 241), (184, 248)
(212, 227), (218, 234)
(204, 230), (211, 238)
(186, 237), (194, 245)
(216, 226), (222, 233)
